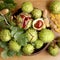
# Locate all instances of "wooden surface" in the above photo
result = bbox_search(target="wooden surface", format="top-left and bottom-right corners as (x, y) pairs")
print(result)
(0, 0), (60, 60)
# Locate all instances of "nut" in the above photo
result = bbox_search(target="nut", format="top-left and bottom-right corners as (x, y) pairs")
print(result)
(0, 9), (9, 15)
(44, 18), (50, 27)
(43, 9), (50, 27)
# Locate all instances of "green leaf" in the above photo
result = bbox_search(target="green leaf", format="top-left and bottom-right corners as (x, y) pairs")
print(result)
(5, 3), (16, 10)
(0, 15), (7, 28)
(3, 0), (15, 4)
(0, 41), (8, 50)
(15, 33), (28, 46)
(0, 15), (5, 22)
(5, 13), (16, 26)
(7, 50), (16, 57)
(11, 27), (19, 37)
(10, 26), (27, 46)
(0, 21), (10, 28)
(16, 50), (23, 56)
(0, 0), (16, 10)
(10, 26), (24, 37)
(0, 3), (6, 10)
(0, 13), (11, 28)
(14, 31), (24, 40)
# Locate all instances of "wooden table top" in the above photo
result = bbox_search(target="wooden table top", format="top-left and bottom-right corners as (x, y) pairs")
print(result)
(0, 0), (60, 60)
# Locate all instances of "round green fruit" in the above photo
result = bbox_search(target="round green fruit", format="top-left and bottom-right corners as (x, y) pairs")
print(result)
(39, 29), (55, 43)
(17, 13), (32, 30)
(21, 1), (33, 13)
(49, 1), (60, 14)
(26, 28), (38, 42)
(35, 40), (43, 49)
(23, 44), (34, 55)
(48, 45), (59, 56)
(31, 8), (42, 19)
(9, 41), (21, 52)
(0, 29), (11, 42)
